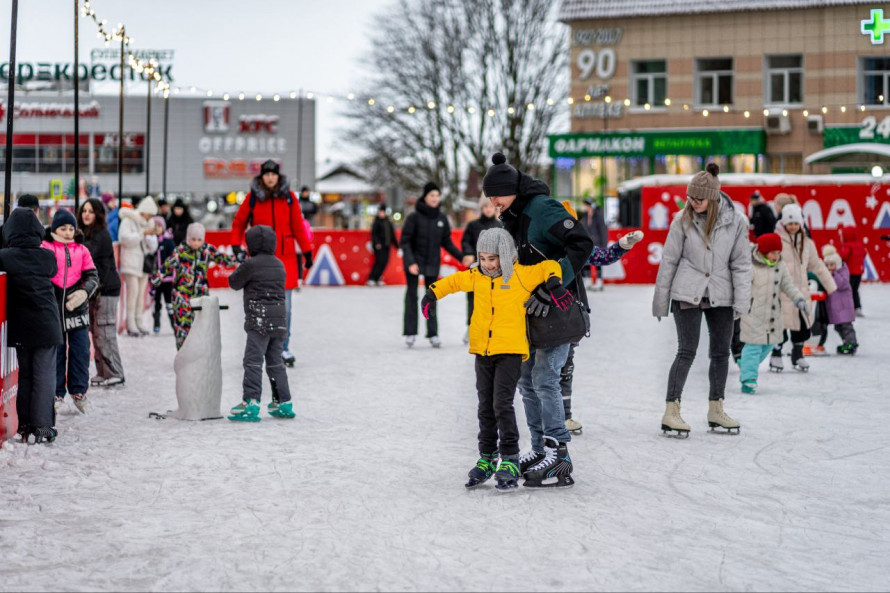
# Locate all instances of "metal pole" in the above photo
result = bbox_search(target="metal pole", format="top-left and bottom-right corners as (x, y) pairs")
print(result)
(3, 0), (19, 220)
(162, 91), (169, 198)
(296, 89), (303, 185)
(73, 0), (80, 213)
(145, 73), (151, 197)
(118, 27), (124, 202)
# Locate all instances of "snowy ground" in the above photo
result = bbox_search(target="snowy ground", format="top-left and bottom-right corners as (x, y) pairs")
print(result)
(2, 284), (889, 592)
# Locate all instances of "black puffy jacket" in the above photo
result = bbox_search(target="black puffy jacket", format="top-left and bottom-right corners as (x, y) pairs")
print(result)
(83, 226), (121, 297)
(461, 214), (501, 257)
(228, 225), (287, 338)
(400, 199), (463, 278)
(0, 209), (63, 347)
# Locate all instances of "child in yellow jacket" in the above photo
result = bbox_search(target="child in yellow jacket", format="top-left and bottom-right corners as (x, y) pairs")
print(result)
(420, 228), (571, 492)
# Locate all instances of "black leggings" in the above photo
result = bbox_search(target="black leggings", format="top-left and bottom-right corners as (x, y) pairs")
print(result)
(403, 273), (437, 337)
(666, 303), (734, 402)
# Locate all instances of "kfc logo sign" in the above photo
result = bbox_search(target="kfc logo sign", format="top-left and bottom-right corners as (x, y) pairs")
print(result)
(239, 115), (279, 134)
(203, 101), (230, 133)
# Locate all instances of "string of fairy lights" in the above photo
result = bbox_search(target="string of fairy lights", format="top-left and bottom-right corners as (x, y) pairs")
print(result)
(80, 1), (885, 121)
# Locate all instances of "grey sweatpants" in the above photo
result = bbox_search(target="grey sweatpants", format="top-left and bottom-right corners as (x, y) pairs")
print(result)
(242, 330), (291, 403)
(16, 345), (57, 429)
(90, 296), (125, 380)
(834, 322), (858, 345)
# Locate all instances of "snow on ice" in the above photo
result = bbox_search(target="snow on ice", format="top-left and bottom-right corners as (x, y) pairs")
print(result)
(1, 284), (889, 591)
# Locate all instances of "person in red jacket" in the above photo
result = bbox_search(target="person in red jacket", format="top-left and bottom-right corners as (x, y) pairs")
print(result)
(231, 159), (313, 366)
(837, 226), (866, 316)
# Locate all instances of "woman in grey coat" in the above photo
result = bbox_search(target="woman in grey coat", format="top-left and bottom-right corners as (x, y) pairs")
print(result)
(652, 164), (752, 437)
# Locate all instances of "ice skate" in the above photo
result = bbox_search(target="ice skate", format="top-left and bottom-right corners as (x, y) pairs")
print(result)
(837, 343), (858, 355)
(661, 400), (690, 438)
(126, 330), (142, 338)
(741, 380), (757, 395)
(769, 352), (784, 373)
(281, 351), (296, 367)
(17, 425), (31, 443)
(429, 336), (442, 348)
(855, 308), (864, 318)
(494, 455), (521, 492)
(565, 418), (583, 435)
(228, 399), (261, 422)
(405, 335), (416, 348)
(71, 394), (87, 414)
(99, 376), (125, 388)
(465, 452), (498, 489)
(32, 427), (57, 444)
(708, 399), (740, 434)
(90, 375), (104, 386)
(791, 344), (809, 372)
(518, 449), (546, 477)
(268, 401), (295, 419)
(523, 436), (574, 489)
(54, 396), (64, 413)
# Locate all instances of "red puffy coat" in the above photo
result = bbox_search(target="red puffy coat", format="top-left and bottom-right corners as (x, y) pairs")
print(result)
(231, 176), (313, 290)
(838, 227), (866, 276)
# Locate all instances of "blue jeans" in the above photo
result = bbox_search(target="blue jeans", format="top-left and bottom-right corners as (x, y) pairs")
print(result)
(519, 343), (572, 450)
(740, 343), (773, 385)
(283, 289), (294, 352)
(56, 326), (90, 398)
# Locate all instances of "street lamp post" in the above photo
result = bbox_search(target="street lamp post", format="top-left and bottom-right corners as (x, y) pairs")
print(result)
(3, 0), (19, 221)
(144, 62), (154, 197)
(162, 88), (169, 199)
(73, 0), (80, 213)
(118, 25), (125, 202)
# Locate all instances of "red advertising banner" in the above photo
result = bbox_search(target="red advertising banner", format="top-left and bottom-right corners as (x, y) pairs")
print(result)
(640, 184), (890, 284)
(0, 273), (20, 444)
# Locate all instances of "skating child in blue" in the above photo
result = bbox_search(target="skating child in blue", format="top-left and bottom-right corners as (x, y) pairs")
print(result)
(739, 233), (805, 394)
(421, 228), (571, 491)
(227, 225), (294, 422)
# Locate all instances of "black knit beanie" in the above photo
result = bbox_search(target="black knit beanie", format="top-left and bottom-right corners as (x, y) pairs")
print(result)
(420, 182), (440, 202)
(482, 153), (520, 197)
(17, 194), (39, 210)
(51, 208), (77, 232)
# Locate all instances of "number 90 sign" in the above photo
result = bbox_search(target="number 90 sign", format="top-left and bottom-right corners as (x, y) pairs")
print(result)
(577, 48), (617, 80)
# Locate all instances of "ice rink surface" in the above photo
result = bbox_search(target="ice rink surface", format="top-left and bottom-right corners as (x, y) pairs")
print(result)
(2, 284), (889, 592)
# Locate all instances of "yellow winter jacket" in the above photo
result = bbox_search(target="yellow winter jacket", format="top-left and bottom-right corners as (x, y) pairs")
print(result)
(430, 261), (562, 361)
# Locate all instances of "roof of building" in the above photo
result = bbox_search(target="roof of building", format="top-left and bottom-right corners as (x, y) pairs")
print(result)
(559, 0), (875, 21)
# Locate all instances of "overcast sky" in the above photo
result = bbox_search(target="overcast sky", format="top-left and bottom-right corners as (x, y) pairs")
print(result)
(0, 0), (390, 168)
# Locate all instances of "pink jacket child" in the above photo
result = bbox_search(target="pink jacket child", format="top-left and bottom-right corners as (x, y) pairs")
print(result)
(41, 210), (100, 332)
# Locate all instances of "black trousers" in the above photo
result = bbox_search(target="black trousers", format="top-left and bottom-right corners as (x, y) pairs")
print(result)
(731, 318), (743, 359)
(16, 345), (57, 430)
(403, 273), (437, 337)
(475, 354), (522, 456)
(850, 274), (862, 310)
(153, 282), (175, 330)
(561, 343), (576, 420)
(368, 247), (391, 283)
(666, 303), (734, 402)
(773, 311), (811, 352)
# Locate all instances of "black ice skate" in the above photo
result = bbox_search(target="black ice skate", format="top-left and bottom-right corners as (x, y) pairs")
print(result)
(494, 455), (521, 492)
(32, 427), (57, 444)
(523, 436), (574, 489)
(465, 452), (498, 489)
(518, 448), (546, 477)
(791, 344), (809, 372)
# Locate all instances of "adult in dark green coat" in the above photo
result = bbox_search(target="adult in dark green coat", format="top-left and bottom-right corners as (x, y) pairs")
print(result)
(485, 153), (594, 488)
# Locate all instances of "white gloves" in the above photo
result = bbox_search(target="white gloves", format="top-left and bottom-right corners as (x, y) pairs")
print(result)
(65, 289), (88, 311)
(619, 230), (644, 250)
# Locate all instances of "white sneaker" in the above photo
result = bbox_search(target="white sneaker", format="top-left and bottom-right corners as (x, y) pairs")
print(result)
(405, 335), (416, 347)
(377, 280), (386, 286)
(365, 280), (376, 286)
(429, 336), (442, 348)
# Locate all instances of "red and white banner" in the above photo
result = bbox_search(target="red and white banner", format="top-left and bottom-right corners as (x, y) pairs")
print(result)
(0, 273), (20, 444)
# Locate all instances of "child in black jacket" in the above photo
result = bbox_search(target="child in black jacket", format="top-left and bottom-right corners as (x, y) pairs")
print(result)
(0, 208), (64, 442)
(227, 225), (293, 422)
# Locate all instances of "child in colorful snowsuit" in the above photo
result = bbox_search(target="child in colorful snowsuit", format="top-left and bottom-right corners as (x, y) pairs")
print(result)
(420, 228), (571, 491)
(823, 251), (859, 354)
(227, 226), (294, 422)
(0, 207), (64, 442)
(41, 209), (99, 413)
(151, 223), (235, 349)
(739, 233), (805, 394)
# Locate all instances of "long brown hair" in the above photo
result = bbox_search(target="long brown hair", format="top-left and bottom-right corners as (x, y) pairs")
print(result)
(78, 198), (107, 239)
(682, 197), (720, 243)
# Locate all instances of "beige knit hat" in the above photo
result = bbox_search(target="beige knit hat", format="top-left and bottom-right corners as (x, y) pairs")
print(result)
(774, 193), (798, 215)
(687, 163), (721, 202)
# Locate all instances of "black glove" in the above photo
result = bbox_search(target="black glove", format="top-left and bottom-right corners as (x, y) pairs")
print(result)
(543, 276), (573, 311)
(524, 284), (553, 317)
(303, 250), (313, 270)
(421, 289), (437, 319)
(232, 245), (247, 263)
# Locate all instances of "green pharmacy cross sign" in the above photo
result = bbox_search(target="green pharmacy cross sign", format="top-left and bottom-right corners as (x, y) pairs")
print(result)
(861, 9), (890, 44)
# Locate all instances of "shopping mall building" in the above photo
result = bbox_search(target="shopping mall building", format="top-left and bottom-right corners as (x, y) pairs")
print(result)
(552, 0), (890, 201)
(1, 87), (315, 202)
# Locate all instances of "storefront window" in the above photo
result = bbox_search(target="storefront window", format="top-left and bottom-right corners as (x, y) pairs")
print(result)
(696, 58), (733, 107)
(766, 55), (803, 105)
(766, 153), (803, 174)
(731, 154), (757, 174)
(631, 60), (667, 107)
(93, 134), (144, 174)
(861, 57), (890, 106)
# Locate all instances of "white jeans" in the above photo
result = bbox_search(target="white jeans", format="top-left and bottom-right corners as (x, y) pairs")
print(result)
(123, 273), (149, 332)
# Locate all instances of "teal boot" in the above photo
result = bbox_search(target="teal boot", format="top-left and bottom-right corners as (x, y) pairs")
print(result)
(228, 399), (261, 422)
(741, 380), (757, 394)
(268, 401), (295, 419)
